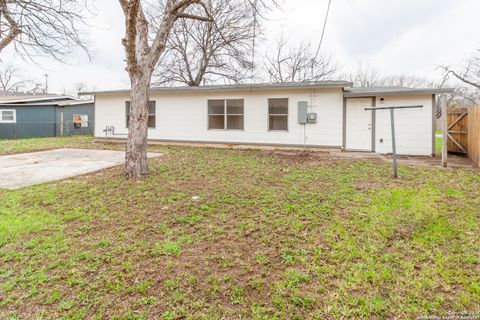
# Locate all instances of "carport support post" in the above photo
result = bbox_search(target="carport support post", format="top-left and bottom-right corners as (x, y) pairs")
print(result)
(390, 108), (398, 178)
(441, 95), (448, 167)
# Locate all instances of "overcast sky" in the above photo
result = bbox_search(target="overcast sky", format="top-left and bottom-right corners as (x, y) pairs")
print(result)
(4, 0), (480, 94)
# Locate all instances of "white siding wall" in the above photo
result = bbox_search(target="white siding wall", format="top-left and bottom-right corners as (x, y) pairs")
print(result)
(94, 88), (344, 147)
(374, 95), (434, 156)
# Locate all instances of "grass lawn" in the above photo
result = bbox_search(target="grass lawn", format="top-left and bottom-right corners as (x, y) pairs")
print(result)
(435, 130), (443, 155)
(436, 136), (443, 155)
(0, 136), (479, 319)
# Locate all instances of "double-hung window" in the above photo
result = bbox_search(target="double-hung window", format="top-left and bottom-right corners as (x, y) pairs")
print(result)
(126, 101), (156, 128)
(268, 98), (288, 131)
(0, 109), (16, 123)
(208, 99), (244, 130)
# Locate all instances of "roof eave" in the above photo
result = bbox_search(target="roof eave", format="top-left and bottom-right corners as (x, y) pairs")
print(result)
(0, 100), (93, 107)
(343, 88), (455, 98)
(0, 96), (76, 104)
(79, 82), (353, 96)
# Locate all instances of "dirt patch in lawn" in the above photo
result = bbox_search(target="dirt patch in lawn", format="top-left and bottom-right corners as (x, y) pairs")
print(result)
(0, 140), (479, 319)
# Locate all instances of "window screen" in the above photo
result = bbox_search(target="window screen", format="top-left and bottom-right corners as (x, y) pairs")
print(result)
(208, 100), (225, 129)
(0, 110), (15, 123)
(1, 110), (14, 121)
(126, 101), (156, 128)
(268, 98), (288, 131)
(208, 99), (244, 130)
(226, 99), (244, 130)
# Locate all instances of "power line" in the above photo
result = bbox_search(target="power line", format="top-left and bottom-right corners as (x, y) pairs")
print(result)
(314, 0), (332, 60)
(310, 0), (333, 80)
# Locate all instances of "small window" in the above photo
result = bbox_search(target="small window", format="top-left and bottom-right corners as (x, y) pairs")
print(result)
(208, 100), (225, 129)
(268, 98), (288, 131)
(126, 101), (156, 128)
(208, 99), (244, 130)
(227, 99), (244, 130)
(0, 109), (16, 123)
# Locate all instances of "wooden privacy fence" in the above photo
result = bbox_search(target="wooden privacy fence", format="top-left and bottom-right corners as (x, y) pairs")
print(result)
(447, 109), (468, 154)
(468, 106), (480, 167)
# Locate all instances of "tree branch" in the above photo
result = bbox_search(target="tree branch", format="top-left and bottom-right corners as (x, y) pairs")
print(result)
(442, 66), (480, 90)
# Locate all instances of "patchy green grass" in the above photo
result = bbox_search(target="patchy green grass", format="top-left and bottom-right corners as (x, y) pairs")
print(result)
(436, 134), (443, 155)
(0, 136), (94, 155)
(0, 137), (479, 319)
(0, 135), (129, 156)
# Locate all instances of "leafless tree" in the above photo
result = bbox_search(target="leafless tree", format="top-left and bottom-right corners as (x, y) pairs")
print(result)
(120, 0), (276, 178)
(380, 75), (435, 88)
(441, 49), (480, 90)
(0, 0), (90, 59)
(346, 64), (438, 88)
(0, 63), (33, 93)
(264, 33), (338, 83)
(346, 64), (479, 117)
(153, 0), (257, 86)
(445, 85), (479, 108)
(344, 63), (380, 87)
(73, 82), (96, 100)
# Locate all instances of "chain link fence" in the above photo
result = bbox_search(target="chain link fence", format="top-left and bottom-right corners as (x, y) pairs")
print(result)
(0, 121), (95, 139)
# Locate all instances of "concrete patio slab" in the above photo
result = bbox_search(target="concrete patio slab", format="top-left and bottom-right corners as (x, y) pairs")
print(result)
(0, 148), (162, 189)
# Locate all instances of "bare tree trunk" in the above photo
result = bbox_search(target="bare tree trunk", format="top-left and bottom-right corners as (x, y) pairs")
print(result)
(120, 0), (273, 178)
(125, 72), (151, 178)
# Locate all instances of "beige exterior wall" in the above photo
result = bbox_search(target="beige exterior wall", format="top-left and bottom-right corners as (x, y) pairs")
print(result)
(94, 88), (344, 147)
(94, 88), (434, 155)
(374, 94), (434, 155)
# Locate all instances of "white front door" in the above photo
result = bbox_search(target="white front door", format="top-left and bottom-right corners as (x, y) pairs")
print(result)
(346, 98), (373, 151)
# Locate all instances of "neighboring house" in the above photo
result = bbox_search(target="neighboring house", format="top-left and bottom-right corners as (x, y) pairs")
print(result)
(0, 95), (94, 139)
(83, 81), (451, 156)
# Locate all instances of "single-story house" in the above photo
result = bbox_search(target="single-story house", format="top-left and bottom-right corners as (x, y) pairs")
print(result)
(0, 95), (94, 139)
(82, 81), (451, 156)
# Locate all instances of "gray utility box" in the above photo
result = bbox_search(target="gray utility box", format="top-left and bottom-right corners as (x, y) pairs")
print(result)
(298, 101), (317, 124)
(298, 101), (308, 124)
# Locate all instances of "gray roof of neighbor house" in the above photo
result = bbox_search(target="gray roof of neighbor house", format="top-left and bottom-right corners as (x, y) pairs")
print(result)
(79, 81), (354, 95)
(0, 94), (76, 104)
(0, 92), (55, 99)
(343, 86), (454, 98)
(0, 100), (93, 107)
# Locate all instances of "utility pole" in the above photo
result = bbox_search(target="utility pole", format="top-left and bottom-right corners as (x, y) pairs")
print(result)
(44, 74), (49, 94)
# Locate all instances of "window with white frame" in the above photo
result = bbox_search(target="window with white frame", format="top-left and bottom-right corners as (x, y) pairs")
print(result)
(208, 99), (244, 130)
(0, 109), (16, 123)
(126, 101), (156, 128)
(268, 98), (288, 131)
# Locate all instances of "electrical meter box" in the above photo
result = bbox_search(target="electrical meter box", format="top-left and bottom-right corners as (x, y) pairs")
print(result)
(307, 113), (317, 123)
(298, 101), (308, 124)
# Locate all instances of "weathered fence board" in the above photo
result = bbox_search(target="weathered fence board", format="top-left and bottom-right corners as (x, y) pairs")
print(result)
(447, 109), (468, 154)
(468, 106), (480, 167)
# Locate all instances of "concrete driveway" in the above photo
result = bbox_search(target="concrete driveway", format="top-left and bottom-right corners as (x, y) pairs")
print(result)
(0, 148), (162, 189)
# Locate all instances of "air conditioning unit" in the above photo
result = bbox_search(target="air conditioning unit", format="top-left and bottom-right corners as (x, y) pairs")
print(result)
(307, 113), (317, 123)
